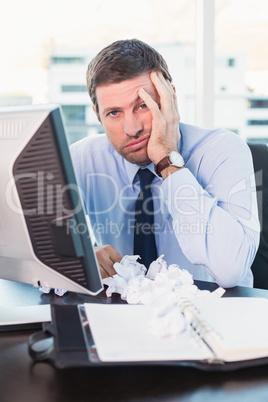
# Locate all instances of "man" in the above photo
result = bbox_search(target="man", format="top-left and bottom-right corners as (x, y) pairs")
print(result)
(70, 39), (260, 288)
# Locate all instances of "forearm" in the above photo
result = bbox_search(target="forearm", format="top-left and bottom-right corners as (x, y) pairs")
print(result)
(162, 168), (260, 288)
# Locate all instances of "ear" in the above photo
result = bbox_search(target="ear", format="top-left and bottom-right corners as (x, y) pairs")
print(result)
(171, 84), (176, 94)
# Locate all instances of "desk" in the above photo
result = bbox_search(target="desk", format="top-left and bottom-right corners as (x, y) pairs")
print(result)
(1, 279), (268, 402)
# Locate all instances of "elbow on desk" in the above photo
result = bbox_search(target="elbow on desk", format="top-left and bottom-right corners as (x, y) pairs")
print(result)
(213, 263), (252, 289)
(214, 272), (247, 289)
(212, 233), (260, 289)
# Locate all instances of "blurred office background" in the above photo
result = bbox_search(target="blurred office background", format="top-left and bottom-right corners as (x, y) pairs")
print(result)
(1, 0), (268, 145)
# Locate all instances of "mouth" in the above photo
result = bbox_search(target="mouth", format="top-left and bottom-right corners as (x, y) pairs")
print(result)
(125, 135), (150, 151)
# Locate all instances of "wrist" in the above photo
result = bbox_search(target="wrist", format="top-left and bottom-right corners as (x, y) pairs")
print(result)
(160, 165), (185, 180)
(154, 151), (185, 177)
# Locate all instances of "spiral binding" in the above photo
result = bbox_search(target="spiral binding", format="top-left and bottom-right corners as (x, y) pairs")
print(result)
(178, 296), (223, 361)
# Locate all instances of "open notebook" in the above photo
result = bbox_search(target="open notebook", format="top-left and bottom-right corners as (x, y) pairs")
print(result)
(82, 297), (268, 365)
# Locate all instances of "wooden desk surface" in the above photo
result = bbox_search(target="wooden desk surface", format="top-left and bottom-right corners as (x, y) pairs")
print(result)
(1, 279), (268, 402)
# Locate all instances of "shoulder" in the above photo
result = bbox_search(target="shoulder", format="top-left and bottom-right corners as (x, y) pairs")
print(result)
(70, 134), (113, 160)
(180, 122), (250, 160)
(69, 134), (126, 177)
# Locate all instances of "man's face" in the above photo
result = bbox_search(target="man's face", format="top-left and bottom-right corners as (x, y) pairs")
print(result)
(95, 73), (159, 166)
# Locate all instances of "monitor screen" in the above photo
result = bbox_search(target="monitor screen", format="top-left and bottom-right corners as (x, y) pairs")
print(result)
(0, 104), (103, 295)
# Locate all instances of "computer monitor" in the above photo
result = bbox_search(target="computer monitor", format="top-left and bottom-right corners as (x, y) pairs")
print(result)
(0, 104), (103, 295)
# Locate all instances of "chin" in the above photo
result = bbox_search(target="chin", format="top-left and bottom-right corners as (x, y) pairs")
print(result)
(127, 156), (151, 166)
(126, 149), (151, 165)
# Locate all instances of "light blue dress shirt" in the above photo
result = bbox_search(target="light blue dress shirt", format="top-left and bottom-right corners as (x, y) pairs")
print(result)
(70, 122), (260, 288)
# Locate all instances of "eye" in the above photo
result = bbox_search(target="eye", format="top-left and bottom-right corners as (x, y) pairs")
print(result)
(108, 110), (119, 117)
(139, 103), (147, 110)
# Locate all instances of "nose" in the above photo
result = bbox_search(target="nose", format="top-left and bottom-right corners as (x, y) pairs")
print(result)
(124, 113), (143, 137)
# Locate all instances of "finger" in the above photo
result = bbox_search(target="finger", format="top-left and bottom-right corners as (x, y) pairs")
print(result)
(156, 73), (179, 117)
(106, 245), (123, 264)
(168, 81), (180, 116)
(153, 72), (180, 124)
(150, 72), (172, 107)
(95, 244), (122, 262)
(138, 88), (164, 125)
(99, 265), (110, 279)
(155, 72), (174, 96)
(99, 259), (117, 278)
(153, 72), (178, 110)
(100, 263), (117, 279)
(95, 245), (121, 277)
(150, 73), (176, 122)
(151, 72), (176, 106)
(138, 88), (166, 136)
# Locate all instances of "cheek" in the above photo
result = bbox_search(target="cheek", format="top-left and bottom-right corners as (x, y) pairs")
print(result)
(142, 111), (152, 128)
(103, 120), (125, 146)
(101, 118), (119, 135)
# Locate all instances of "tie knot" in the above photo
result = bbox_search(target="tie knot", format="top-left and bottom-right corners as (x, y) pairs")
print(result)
(137, 168), (155, 190)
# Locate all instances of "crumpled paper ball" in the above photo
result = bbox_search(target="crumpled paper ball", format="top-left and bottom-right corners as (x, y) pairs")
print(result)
(102, 254), (225, 338)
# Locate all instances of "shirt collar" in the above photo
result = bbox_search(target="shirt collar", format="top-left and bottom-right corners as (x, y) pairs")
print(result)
(123, 129), (183, 188)
(124, 160), (159, 188)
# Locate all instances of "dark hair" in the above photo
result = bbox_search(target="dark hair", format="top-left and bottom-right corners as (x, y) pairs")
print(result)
(86, 39), (172, 116)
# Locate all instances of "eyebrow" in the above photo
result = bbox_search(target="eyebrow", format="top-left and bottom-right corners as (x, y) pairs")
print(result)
(102, 94), (144, 115)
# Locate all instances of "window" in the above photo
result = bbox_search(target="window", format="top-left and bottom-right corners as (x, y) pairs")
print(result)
(228, 58), (235, 67)
(247, 120), (268, 126)
(51, 57), (84, 65)
(248, 99), (268, 108)
(61, 85), (88, 93)
(247, 137), (268, 144)
(228, 128), (239, 134)
(61, 105), (86, 123)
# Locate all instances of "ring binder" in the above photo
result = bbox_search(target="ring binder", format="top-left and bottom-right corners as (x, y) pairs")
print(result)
(28, 298), (268, 371)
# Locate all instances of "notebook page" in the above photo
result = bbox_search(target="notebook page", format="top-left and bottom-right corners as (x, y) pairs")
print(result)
(192, 297), (268, 362)
(84, 303), (214, 363)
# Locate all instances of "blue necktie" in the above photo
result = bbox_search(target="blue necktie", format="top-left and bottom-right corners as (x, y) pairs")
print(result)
(134, 168), (158, 269)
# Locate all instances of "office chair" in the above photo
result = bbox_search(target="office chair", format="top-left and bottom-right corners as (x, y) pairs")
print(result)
(247, 143), (268, 289)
